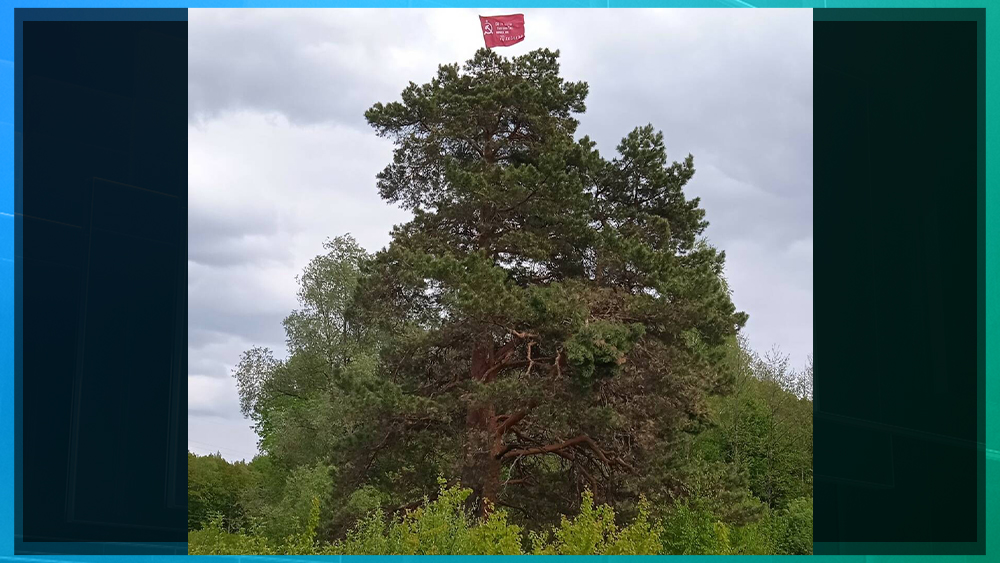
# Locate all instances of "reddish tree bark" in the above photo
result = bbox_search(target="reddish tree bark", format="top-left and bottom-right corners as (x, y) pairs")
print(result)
(462, 342), (502, 519)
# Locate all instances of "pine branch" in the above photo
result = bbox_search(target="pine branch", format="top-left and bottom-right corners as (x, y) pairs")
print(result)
(501, 434), (609, 463)
(496, 399), (539, 436)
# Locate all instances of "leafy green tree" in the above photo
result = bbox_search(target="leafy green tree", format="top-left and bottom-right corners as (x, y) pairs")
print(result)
(231, 235), (411, 532)
(234, 235), (376, 462)
(360, 47), (746, 521)
(696, 339), (812, 510)
(741, 347), (813, 507)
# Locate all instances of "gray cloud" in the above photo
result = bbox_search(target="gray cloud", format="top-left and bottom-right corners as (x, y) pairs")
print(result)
(189, 8), (813, 460)
(189, 9), (472, 127)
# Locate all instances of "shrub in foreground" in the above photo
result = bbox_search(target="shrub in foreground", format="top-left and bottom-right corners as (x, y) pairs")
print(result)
(188, 482), (811, 555)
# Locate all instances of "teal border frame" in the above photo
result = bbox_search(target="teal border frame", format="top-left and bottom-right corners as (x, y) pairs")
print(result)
(0, 0), (994, 560)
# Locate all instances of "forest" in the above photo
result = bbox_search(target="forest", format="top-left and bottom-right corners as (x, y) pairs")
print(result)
(188, 48), (813, 555)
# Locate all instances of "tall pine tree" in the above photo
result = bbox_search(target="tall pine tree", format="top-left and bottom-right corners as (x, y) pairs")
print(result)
(359, 48), (747, 520)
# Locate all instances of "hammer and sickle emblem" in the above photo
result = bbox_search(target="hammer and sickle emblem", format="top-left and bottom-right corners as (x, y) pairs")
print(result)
(484, 22), (493, 34)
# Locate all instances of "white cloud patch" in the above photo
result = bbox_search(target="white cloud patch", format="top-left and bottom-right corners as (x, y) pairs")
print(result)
(189, 375), (233, 414)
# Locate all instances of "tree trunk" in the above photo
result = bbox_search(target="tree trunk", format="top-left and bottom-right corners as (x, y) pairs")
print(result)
(462, 343), (501, 519)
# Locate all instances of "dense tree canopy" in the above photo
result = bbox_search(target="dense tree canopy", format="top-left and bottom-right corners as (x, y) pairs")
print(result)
(197, 48), (812, 555)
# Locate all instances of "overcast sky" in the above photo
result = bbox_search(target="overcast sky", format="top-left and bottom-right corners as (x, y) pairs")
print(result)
(188, 8), (813, 461)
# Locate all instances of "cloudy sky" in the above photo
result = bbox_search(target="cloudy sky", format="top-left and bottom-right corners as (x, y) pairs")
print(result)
(188, 8), (813, 461)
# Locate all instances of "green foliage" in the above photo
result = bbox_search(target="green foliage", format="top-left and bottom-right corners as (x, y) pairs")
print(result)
(659, 497), (732, 555)
(330, 482), (524, 555)
(188, 482), (811, 555)
(728, 515), (778, 555)
(773, 496), (814, 555)
(188, 514), (275, 556)
(258, 463), (333, 542)
(564, 321), (645, 384)
(187, 452), (254, 532)
(188, 497), (321, 556)
(529, 491), (662, 555)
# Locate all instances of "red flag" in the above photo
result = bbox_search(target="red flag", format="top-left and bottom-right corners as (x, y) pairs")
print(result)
(479, 14), (525, 49)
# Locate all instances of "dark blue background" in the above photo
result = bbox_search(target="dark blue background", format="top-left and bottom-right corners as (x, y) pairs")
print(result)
(16, 9), (188, 554)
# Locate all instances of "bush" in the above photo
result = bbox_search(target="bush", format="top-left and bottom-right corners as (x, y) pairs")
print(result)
(189, 497), (320, 555)
(727, 513), (777, 555)
(327, 482), (523, 555)
(529, 491), (661, 555)
(188, 513), (274, 555)
(189, 480), (811, 556)
(659, 497), (732, 555)
(773, 496), (813, 555)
